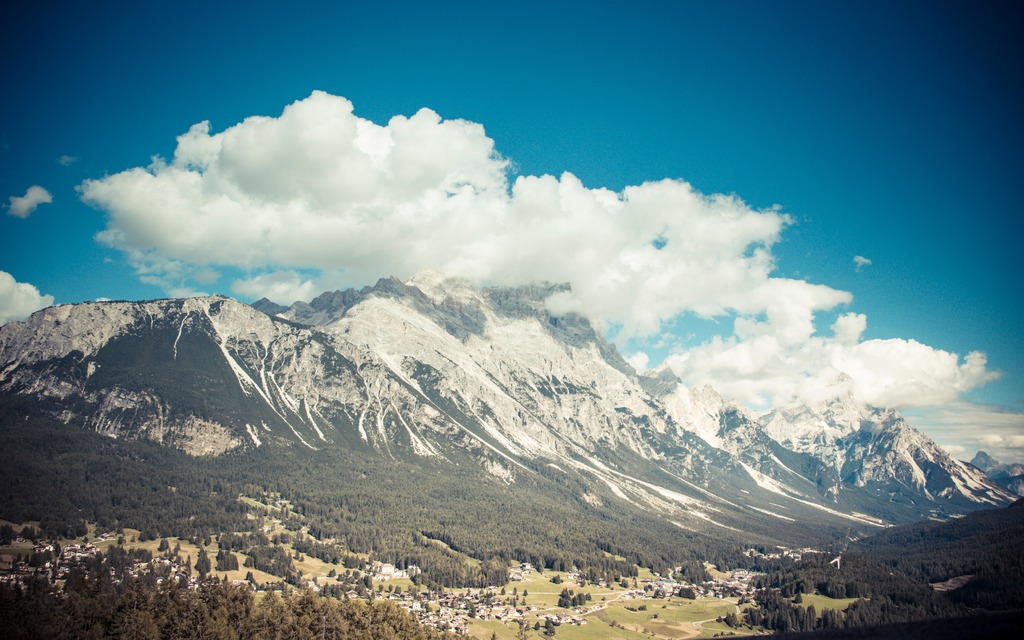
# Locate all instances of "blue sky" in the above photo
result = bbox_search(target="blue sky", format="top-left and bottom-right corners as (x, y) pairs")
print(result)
(2, 1), (1022, 461)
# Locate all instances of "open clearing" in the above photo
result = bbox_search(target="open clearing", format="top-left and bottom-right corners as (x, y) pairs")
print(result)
(467, 580), (755, 640)
(794, 593), (858, 612)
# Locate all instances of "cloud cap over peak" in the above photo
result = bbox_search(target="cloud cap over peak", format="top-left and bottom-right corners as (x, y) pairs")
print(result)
(80, 92), (833, 333)
(78, 91), (999, 413)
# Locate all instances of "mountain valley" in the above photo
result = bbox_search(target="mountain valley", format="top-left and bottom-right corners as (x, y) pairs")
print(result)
(2, 274), (1022, 637)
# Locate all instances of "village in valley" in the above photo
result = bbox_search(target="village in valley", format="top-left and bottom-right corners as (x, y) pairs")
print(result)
(0, 518), (791, 639)
(1, 494), (831, 638)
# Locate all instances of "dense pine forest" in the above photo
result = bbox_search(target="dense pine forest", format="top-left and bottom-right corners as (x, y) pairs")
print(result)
(0, 573), (468, 640)
(727, 504), (1024, 634)
(0, 413), (744, 588)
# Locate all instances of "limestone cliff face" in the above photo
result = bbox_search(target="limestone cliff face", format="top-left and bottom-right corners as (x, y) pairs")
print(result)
(0, 275), (1012, 532)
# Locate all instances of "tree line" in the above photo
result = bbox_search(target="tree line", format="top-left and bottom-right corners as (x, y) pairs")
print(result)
(0, 545), (469, 640)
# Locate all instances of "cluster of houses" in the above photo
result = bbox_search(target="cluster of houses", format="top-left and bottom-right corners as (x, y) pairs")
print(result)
(1, 540), (103, 587)
(3, 527), (764, 637)
(539, 611), (587, 626)
(702, 569), (760, 598)
(148, 554), (205, 589)
(507, 562), (536, 581)
(631, 569), (760, 600)
(386, 562), (761, 633)
(0, 535), (213, 592)
(405, 586), (558, 634)
(743, 547), (810, 562)
(369, 560), (421, 581)
(7, 540), (144, 588)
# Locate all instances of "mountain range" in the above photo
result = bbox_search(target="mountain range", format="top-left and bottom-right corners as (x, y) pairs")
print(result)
(0, 273), (1012, 546)
(971, 450), (1024, 496)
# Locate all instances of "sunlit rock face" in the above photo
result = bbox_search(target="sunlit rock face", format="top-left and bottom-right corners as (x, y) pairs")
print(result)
(0, 274), (1013, 534)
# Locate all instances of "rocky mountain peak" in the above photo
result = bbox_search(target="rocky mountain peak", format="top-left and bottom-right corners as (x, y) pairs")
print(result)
(971, 450), (998, 471)
(637, 364), (680, 397)
(1, 278), (1014, 531)
(250, 297), (289, 316)
(969, 451), (1024, 497)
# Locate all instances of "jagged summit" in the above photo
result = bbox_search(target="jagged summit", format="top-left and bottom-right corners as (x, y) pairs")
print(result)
(759, 374), (872, 453)
(264, 273), (636, 376)
(971, 450), (999, 470)
(0, 278), (1013, 540)
(970, 450), (1024, 497)
(250, 297), (289, 316)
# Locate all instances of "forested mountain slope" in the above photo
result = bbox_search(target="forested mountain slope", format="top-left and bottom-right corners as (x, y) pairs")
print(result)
(0, 274), (1013, 588)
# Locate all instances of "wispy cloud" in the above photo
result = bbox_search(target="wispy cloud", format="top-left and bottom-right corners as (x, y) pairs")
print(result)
(6, 185), (52, 218)
(853, 255), (872, 271)
(909, 402), (1024, 464)
(58, 154), (79, 167)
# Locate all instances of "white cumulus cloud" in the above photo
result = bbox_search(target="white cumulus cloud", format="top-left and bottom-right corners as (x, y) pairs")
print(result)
(665, 315), (999, 410)
(79, 92), (835, 333)
(6, 185), (53, 218)
(832, 312), (866, 345)
(625, 351), (650, 373)
(77, 91), (1001, 414)
(82, 91), (508, 281)
(231, 271), (322, 305)
(0, 271), (54, 325)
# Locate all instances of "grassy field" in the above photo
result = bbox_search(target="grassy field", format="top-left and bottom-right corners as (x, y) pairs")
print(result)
(591, 597), (745, 638)
(506, 568), (662, 609)
(794, 593), (858, 612)
(0, 519), (40, 568)
(466, 593), (753, 640)
(702, 563), (730, 582)
(463, 567), (758, 640)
